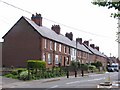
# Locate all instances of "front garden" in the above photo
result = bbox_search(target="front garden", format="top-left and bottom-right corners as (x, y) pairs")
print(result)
(3, 60), (106, 81)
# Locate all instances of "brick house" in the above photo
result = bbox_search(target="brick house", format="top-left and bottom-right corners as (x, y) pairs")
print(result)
(2, 13), (107, 68)
(83, 41), (107, 67)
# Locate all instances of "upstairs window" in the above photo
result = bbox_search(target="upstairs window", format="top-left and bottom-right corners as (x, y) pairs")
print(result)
(68, 47), (71, 54)
(50, 41), (52, 50)
(59, 44), (61, 52)
(64, 46), (67, 53)
(54, 42), (57, 51)
(44, 39), (47, 48)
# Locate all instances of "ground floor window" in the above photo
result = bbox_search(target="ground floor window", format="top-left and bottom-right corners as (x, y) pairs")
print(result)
(43, 53), (46, 61)
(48, 53), (52, 64)
(60, 56), (62, 64)
(55, 55), (59, 64)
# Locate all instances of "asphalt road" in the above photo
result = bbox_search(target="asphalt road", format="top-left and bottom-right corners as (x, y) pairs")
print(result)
(1, 72), (119, 89)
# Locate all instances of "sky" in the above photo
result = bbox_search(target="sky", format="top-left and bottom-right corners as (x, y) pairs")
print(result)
(0, 0), (118, 57)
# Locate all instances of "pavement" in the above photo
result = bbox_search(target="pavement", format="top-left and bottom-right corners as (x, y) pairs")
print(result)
(1, 73), (94, 88)
(1, 72), (119, 88)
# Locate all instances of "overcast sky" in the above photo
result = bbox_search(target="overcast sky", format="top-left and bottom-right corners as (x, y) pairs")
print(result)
(0, 0), (118, 57)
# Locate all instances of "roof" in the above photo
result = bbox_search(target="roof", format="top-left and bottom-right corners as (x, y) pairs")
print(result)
(24, 16), (92, 54)
(84, 44), (105, 57)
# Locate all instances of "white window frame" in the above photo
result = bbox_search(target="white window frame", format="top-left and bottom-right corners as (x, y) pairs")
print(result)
(55, 55), (59, 64)
(59, 44), (61, 52)
(54, 42), (57, 51)
(50, 41), (52, 50)
(44, 39), (46, 48)
(48, 53), (52, 64)
(43, 53), (46, 61)
(60, 56), (62, 64)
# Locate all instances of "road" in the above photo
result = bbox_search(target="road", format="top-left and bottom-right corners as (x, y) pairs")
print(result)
(1, 72), (119, 89)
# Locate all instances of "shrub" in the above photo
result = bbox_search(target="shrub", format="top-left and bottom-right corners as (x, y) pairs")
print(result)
(80, 64), (88, 71)
(16, 68), (26, 74)
(4, 73), (14, 78)
(27, 60), (46, 69)
(4, 73), (18, 79)
(88, 65), (96, 70)
(11, 70), (18, 75)
(88, 65), (97, 72)
(19, 70), (30, 81)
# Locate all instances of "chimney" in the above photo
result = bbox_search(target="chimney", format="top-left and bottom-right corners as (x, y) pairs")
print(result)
(31, 13), (42, 26)
(76, 38), (82, 44)
(83, 41), (89, 46)
(95, 46), (99, 51)
(90, 44), (95, 49)
(51, 25), (60, 34)
(65, 32), (73, 40)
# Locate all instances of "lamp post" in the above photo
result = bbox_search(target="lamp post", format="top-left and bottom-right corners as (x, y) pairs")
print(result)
(75, 39), (78, 77)
(86, 39), (92, 73)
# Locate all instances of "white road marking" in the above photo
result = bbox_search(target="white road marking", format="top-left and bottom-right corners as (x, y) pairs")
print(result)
(66, 78), (105, 85)
(50, 85), (59, 88)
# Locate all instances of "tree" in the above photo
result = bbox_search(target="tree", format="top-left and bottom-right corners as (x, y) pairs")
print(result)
(92, 0), (120, 43)
(92, 0), (120, 18)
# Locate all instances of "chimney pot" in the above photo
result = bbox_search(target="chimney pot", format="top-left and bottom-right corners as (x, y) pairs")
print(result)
(90, 44), (95, 49)
(65, 32), (73, 40)
(51, 25), (61, 34)
(95, 46), (99, 51)
(83, 41), (89, 46)
(31, 13), (42, 26)
(76, 38), (82, 44)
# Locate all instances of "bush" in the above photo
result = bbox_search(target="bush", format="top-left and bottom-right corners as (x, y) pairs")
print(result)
(19, 70), (30, 81)
(80, 64), (88, 71)
(4, 73), (18, 79)
(88, 65), (96, 70)
(91, 61), (102, 68)
(11, 70), (18, 75)
(88, 65), (97, 72)
(27, 60), (46, 69)
(4, 73), (14, 78)
(16, 68), (26, 74)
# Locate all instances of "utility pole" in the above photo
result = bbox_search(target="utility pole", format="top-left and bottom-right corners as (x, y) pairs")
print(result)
(118, 10), (120, 60)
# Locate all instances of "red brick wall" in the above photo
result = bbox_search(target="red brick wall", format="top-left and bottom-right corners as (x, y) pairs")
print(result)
(3, 18), (41, 67)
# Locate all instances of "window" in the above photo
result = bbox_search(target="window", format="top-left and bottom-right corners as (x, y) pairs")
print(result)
(50, 41), (52, 50)
(71, 48), (73, 56)
(48, 53), (52, 64)
(43, 53), (46, 61)
(60, 56), (62, 64)
(55, 55), (59, 64)
(64, 46), (67, 53)
(44, 39), (46, 48)
(66, 57), (69, 65)
(74, 49), (76, 56)
(68, 47), (70, 54)
(54, 42), (57, 51)
(59, 44), (61, 52)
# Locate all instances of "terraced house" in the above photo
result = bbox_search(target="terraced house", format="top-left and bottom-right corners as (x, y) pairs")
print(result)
(2, 13), (107, 68)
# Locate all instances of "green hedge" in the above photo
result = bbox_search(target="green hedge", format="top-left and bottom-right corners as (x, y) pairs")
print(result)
(27, 60), (46, 69)
(80, 64), (88, 71)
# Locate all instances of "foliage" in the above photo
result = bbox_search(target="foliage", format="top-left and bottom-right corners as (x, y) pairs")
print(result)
(80, 64), (88, 71)
(19, 70), (31, 80)
(92, 0), (120, 18)
(91, 61), (102, 68)
(88, 65), (96, 70)
(88, 65), (98, 72)
(96, 61), (102, 68)
(27, 60), (46, 69)
(4, 73), (18, 79)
